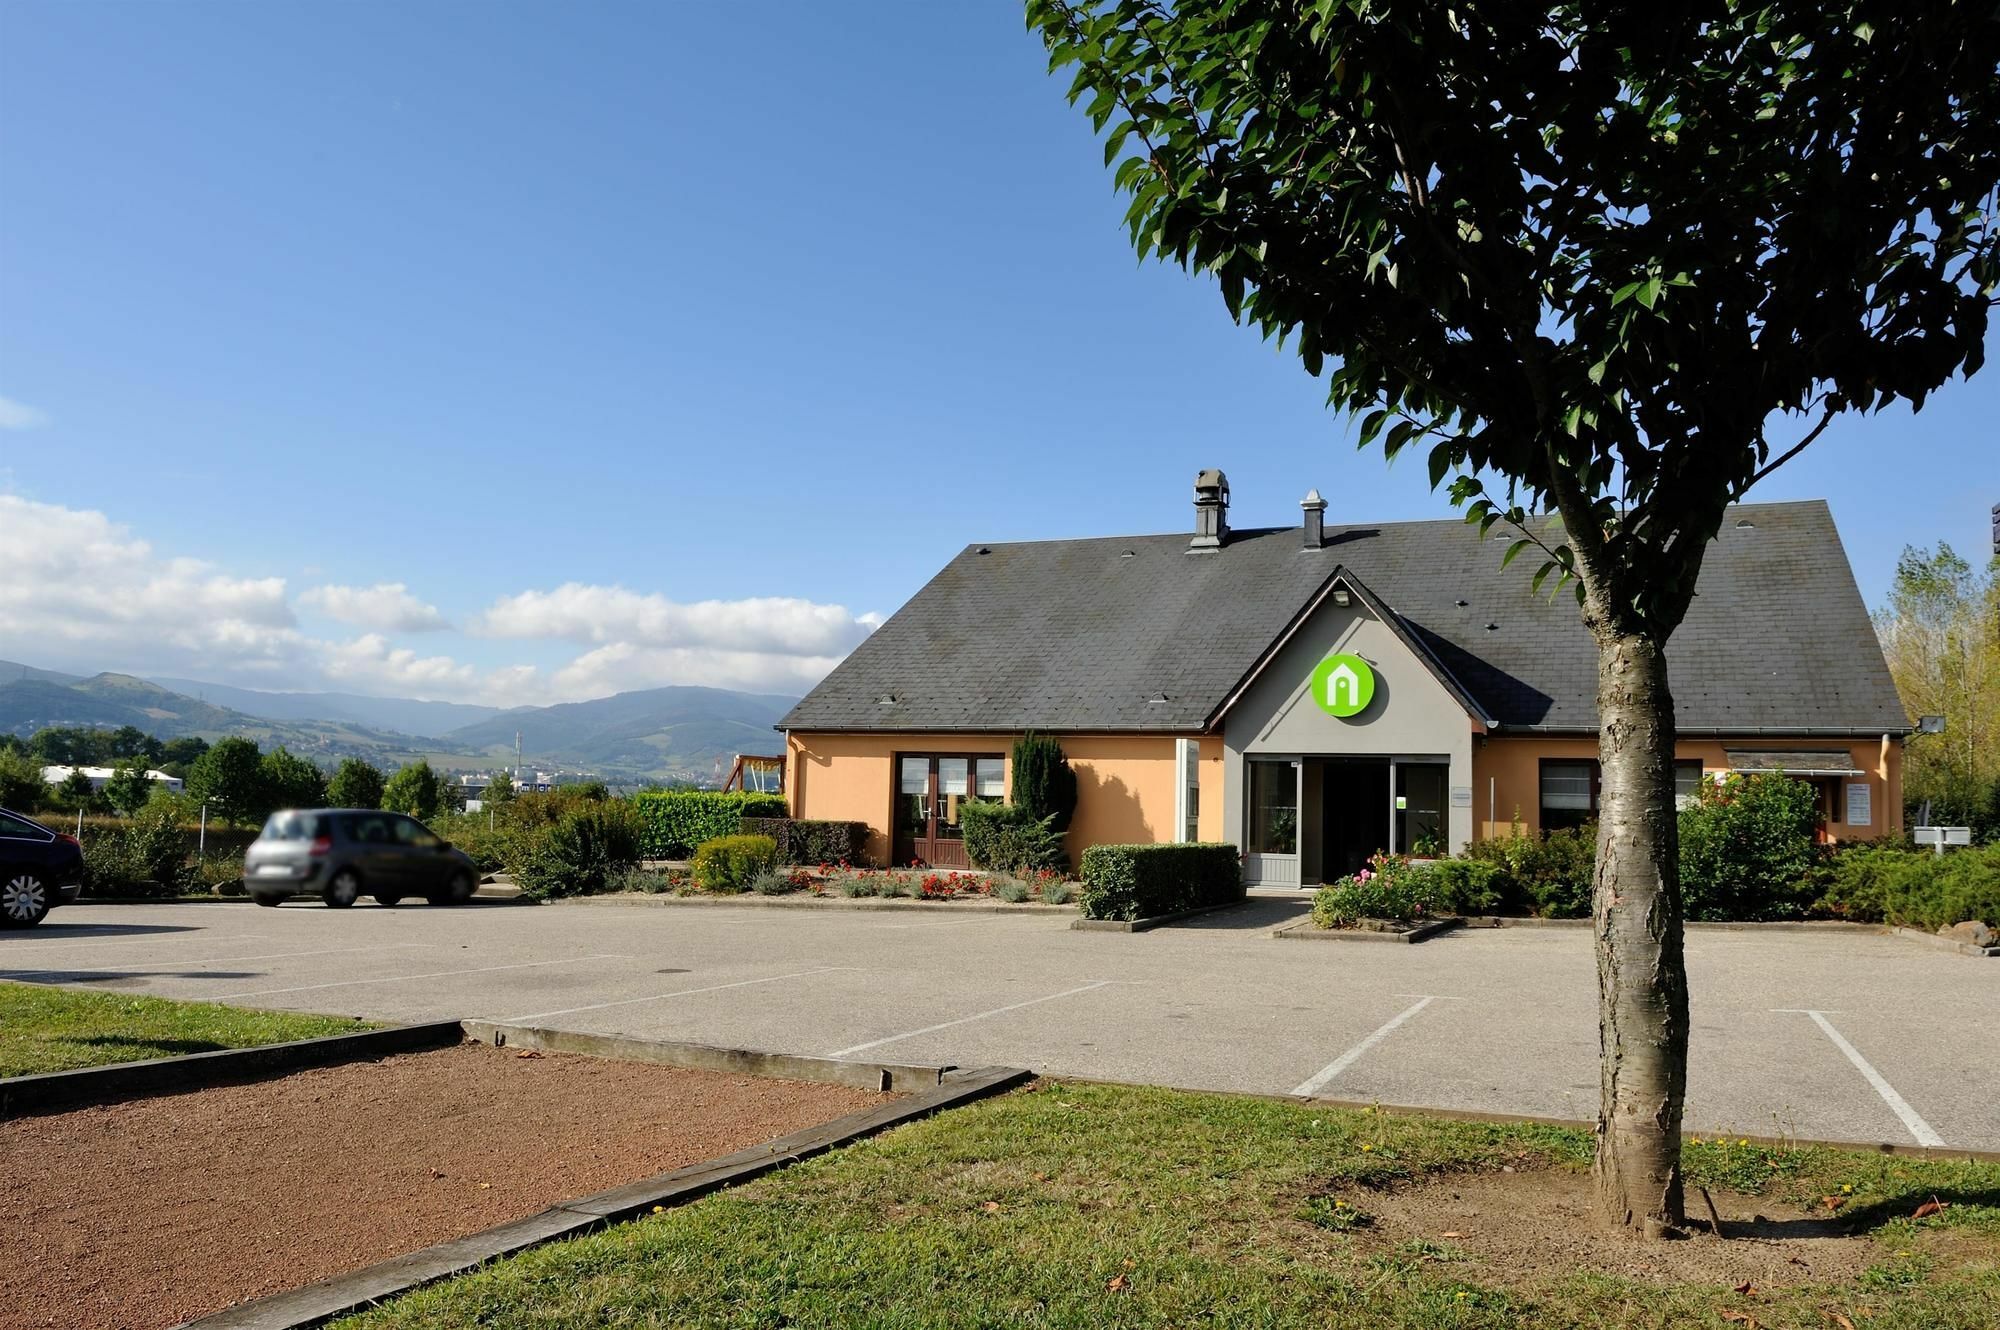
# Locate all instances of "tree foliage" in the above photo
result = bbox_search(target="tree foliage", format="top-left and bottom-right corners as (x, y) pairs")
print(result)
(186, 737), (268, 826)
(1028, 0), (2000, 635)
(383, 760), (446, 821)
(327, 757), (387, 810)
(102, 760), (158, 817)
(1011, 731), (1079, 832)
(1874, 542), (2000, 834)
(260, 746), (328, 812)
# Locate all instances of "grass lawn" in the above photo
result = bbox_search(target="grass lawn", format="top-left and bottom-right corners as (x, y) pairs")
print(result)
(338, 1080), (1999, 1329)
(0, 981), (374, 1077)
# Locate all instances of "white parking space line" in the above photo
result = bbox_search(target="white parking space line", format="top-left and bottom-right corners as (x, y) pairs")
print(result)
(9, 942), (430, 979)
(1291, 995), (1442, 1098)
(503, 966), (856, 1024)
(829, 981), (1115, 1059)
(212, 954), (631, 1001)
(1775, 1008), (1946, 1147)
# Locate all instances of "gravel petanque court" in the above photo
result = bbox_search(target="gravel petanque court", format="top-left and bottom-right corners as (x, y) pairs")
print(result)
(2, 1042), (892, 1330)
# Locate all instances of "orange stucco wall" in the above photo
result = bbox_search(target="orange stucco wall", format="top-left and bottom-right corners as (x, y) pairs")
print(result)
(786, 732), (1220, 866)
(1469, 736), (1903, 844)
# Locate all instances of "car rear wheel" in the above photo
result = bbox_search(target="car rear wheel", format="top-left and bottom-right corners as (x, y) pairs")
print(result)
(429, 870), (476, 907)
(251, 891), (284, 907)
(374, 892), (404, 907)
(1, 871), (51, 928)
(324, 871), (361, 909)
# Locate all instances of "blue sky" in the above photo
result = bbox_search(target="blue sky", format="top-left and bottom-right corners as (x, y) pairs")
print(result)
(2, 3), (1993, 704)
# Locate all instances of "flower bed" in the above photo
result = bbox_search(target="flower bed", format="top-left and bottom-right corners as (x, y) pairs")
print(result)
(1310, 853), (1500, 931)
(601, 861), (1077, 906)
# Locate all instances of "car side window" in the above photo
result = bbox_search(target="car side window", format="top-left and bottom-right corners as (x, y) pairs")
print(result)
(0, 810), (52, 841)
(392, 816), (439, 848)
(348, 814), (392, 844)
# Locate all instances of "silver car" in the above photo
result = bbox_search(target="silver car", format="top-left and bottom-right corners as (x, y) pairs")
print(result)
(244, 809), (479, 908)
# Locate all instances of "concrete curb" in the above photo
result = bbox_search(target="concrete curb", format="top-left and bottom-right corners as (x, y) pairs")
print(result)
(1069, 899), (1247, 932)
(559, 892), (1074, 916)
(461, 1022), (949, 1093)
(1051, 1073), (2000, 1165)
(1891, 926), (2000, 958)
(0, 1021), (463, 1118)
(178, 1064), (1034, 1330)
(1272, 916), (1463, 944)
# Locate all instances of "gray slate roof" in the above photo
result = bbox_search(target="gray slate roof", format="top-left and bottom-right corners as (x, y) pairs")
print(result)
(780, 500), (1908, 737)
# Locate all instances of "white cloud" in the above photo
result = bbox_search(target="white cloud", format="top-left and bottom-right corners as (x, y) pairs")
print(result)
(0, 495), (300, 668)
(301, 582), (450, 633)
(0, 497), (877, 709)
(0, 395), (49, 430)
(475, 584), (879, 656)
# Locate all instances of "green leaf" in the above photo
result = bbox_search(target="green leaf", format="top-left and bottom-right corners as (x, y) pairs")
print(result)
(1501, 538), (1532, 569)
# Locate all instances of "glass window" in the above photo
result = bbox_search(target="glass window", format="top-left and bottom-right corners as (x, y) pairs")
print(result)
(938, 758), (968, 797)
(261, 811), (327, 842)
(392, 816), (439, 848)
(974, 758), (1005, 799)
(1248, 761), (1297, 855)
(346, 813), (392, 844)
(1179, 738), (1201, 843)
(1540, 761), (1595, 833)
(899, 757), (929, 795)
(1673, 760), (1704, 810)
(1395, 763), (1446, 857)
(0, 810), (51, 841)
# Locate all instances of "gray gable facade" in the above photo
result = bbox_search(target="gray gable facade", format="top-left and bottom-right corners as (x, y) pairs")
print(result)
(780, 499), (1908, 739)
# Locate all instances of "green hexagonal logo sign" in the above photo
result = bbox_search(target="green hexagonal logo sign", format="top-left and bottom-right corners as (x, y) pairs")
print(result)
(1311, 653), (1376, 718)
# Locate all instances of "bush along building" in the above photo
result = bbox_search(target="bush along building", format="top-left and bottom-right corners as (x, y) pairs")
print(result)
(779, 472), (1908, 883)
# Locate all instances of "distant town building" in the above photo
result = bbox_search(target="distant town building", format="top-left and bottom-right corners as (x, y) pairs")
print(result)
(40, 765), (185, 795)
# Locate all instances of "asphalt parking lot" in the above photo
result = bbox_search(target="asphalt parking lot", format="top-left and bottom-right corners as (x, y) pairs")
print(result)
(7, 895), (1996, 1152)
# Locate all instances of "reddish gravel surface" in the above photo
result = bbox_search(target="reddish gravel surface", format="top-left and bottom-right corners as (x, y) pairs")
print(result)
(2, 1042), (892, 1330)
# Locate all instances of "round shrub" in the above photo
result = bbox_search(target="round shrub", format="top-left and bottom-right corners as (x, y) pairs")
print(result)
(1678, 773), (1820, 920)
(511, 800), (644, 900)
(690, 834), (779, 893)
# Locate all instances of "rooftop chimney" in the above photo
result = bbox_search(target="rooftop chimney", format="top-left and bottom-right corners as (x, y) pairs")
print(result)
(1190, 468), (1230, 553)
(1300, 488), (1327, 550)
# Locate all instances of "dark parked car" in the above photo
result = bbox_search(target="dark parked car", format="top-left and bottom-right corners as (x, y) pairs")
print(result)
(244, 809), (479, 908)
(1, 807), (85, 929)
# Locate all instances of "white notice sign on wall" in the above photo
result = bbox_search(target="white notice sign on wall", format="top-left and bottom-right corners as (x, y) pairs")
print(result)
(1845, 781), (1871, 827)
(1450, 786), (1473, 808)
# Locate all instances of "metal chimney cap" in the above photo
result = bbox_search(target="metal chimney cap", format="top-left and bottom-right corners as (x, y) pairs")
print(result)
(1300, 488), (1327, 510)
(1193, 468), (1229, 495)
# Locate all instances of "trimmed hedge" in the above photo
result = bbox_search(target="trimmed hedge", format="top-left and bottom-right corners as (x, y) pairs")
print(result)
(1817, 842), (2000, 931)
(959, 801), (1067, 873)
(1077, 842), (1241, 921)
(631, 791), (788, 859)
(690, 834), (779, 893)
(739, 817), (869, 866)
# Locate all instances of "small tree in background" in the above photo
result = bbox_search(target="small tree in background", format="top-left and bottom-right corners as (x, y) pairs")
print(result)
(1874, 543), (2000, 834)
(1028, 0), (2000, 1233)
(486, 769), (517, 805)
(103, 760), (157, 817)
(187, 737), (268, 826)
(0, 749), (47, 813)
(1010, 732), (1078, 832)
(52, 768), (104, 814)
(383, 760), (446, 821)
(261, 746), (329, 812)
(327, 758), (387, 810)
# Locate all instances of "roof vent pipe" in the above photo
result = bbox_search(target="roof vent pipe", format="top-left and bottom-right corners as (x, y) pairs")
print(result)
(1189, 469), (1230, 553)
(1300, 488), (1327, 550)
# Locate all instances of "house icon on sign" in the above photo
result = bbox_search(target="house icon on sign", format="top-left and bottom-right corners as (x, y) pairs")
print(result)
(1324, 662), (1361, 710)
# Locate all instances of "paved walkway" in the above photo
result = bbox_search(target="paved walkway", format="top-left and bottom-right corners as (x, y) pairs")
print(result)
(8, 896), (1996, 1151)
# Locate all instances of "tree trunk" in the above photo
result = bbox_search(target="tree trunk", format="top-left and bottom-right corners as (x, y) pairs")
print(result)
(1591, 628), (1689, 1236)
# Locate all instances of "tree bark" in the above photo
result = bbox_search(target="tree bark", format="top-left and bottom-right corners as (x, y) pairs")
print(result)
(1591, 628), (1689, 1236)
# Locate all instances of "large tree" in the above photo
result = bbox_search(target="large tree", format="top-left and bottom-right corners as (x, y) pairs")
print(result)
(187, 737), (268, 826)
(1028, 0), (2000, 1233)
(1874, 543), (2000, 833)
(327, 757), (387, 810)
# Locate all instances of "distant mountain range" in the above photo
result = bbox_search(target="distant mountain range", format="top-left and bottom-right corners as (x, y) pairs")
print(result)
(149, 677), (503, 738)
(0, 658), (797, 784)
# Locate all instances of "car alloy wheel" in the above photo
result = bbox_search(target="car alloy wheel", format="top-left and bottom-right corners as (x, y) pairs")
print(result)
(2, 872), (50, 927)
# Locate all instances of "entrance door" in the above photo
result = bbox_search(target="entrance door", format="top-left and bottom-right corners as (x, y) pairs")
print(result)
(893, 754), (1003, 867)
(1319, 760), (1390, 880)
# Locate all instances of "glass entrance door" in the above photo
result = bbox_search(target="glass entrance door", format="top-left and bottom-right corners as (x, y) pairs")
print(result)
(892, 754), (1003, 867)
